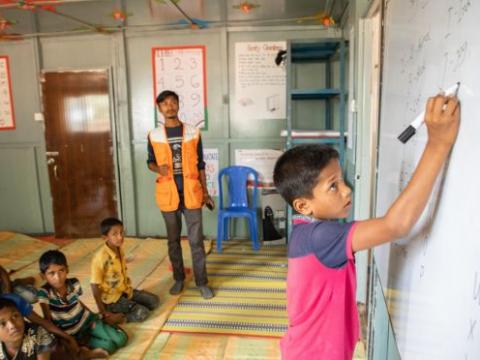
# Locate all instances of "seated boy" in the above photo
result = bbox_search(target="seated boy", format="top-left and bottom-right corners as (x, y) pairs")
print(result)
(91, 218), (159, 324)
(0, 297), (56, 360)
(0, 265), (38, 304)
(38, 250), (127, 358)
(1, 292), (79, 356)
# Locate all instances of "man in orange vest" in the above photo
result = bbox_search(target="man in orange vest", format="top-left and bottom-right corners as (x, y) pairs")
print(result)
(147, 90), (215, 299)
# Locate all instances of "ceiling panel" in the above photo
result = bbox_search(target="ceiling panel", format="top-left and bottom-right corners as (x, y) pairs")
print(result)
(0, 0), (349, 37)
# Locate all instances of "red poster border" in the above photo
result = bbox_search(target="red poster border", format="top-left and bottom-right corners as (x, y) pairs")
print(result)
(151, 45), (208, 129)
(0, 55), (16, 131)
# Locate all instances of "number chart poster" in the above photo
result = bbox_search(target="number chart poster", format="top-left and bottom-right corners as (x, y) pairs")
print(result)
(0, 56), (15, 131)
(152, 46), (207, 128)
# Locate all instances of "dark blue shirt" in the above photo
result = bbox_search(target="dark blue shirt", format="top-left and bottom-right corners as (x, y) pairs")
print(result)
(147, 124), (205, 195)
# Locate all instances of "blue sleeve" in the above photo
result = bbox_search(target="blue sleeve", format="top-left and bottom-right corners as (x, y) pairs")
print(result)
(147, 137), (156, 164)
(197, 135), (205, 170)
(310, 221), (355, 269)
(0, 293), (33, 316)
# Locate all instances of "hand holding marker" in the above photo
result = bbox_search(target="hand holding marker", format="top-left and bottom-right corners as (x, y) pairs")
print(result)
(398, 82), (461, 143)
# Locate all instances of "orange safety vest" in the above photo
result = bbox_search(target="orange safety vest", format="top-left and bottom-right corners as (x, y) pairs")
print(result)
(148, 123), (204, 211)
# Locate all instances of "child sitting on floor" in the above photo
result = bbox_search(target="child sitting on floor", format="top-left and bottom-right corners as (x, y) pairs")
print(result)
(1, 292), (80, 357)
(0, 297), (56, 360)
(90, 218), (159, 324)
(0, 265), (38, 304)
(38, 250), (127, 359)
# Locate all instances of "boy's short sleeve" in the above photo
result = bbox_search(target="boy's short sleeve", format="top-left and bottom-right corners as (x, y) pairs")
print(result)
(0, 293), (33, 316)
(36, 287), (50, 305)
(33, 324), (56, 354)
(71, 278), (82, 296)
(310, 221), (356, 268)
(90, 253), (104, 285)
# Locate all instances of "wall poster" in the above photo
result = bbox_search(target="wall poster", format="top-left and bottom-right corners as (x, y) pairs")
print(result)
(234, 41), (286, 121)
(152, 46), (207, 128)
(0, 56), (15, 131)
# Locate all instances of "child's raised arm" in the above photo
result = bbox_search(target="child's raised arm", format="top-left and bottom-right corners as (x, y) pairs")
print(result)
(0, 265), (12, 293)
(352, 95), (460, 252)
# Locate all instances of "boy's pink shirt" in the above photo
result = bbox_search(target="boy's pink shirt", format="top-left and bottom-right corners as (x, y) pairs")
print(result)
(280, 222), (359, 360)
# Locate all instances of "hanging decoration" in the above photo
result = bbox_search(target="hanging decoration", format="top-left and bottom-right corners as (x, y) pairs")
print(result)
(0, 17), (15, 31)
(297, 12), (336, 27)
(232, 1), (260, 13)
(4, 0), (57, 11)
(110, 9), (128, 22)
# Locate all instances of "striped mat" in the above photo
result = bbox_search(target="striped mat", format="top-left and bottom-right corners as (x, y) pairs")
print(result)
(163, 240), (288, 337)
(0, 231), (57, 271)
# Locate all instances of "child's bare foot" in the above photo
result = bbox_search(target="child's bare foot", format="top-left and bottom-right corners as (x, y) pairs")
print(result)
(90, 348), (109, 359)
(79, 347), (109, 359)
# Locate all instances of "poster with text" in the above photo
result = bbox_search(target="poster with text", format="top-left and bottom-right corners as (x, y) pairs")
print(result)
(204, 148), (219, 197)
(234, 41), (286, 121)
(152, 46), (207, 128)
(234, 149), (283, 187)
(0, 56), (15, 131)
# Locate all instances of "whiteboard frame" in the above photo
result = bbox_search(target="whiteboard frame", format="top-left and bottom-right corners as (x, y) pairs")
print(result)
(151, 45), (208, 129)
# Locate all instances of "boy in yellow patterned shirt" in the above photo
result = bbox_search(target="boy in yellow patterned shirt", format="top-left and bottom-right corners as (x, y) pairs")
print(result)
(90, 218), (159, 324)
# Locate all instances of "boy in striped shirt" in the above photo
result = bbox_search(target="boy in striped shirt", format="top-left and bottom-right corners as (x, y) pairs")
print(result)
(38, 250), (127, 359)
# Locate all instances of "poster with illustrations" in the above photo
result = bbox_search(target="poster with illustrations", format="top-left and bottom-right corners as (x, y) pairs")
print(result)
(234, 41), (286, 121)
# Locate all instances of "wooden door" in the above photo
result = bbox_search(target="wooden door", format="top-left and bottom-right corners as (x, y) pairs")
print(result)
(42, 70), (117, 238)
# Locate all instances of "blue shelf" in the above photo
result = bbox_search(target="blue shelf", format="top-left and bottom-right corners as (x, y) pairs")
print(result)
(290, 138), (342, 145)
(291, 88), (341, 100)
(291, 42), (340, 62)
(284, 38), (348, 242)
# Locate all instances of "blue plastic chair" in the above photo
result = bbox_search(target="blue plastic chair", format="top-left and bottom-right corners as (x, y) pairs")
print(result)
(217, 166), (260, 253)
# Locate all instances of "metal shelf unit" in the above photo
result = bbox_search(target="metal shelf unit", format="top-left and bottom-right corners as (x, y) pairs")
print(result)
(284, 38), (348, 240)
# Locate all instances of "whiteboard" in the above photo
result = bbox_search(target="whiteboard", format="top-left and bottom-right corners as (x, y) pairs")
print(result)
(374, 0), (480, 359)
(152, 46), (207, 128)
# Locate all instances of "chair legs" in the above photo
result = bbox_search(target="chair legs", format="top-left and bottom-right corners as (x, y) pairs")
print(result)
(216, 214), (259, 252)
(248, 215), (260, 251)
(216, 215), (223, 253)
(223, 217), (229, 244)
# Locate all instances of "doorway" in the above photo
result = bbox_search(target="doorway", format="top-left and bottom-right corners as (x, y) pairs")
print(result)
(42, 70), (118, 238)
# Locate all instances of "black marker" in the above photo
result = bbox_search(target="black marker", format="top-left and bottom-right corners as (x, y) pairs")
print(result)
(398, 82), (461, 144)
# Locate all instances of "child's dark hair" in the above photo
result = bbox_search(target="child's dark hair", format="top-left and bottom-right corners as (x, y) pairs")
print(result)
(39, 250), (68, 274)
(156, 90), (179, 105)
(273, 144), (339, 206)
(0, 298), (19, 312)
(100, 217), (123, 236)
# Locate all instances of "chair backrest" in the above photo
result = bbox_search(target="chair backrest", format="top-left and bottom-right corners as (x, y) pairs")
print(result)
(218, 166), (258, 210)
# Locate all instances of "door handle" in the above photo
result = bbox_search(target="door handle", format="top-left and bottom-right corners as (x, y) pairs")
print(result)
(46, 151), (59, 157)
(47, 158), (55, 165)
(53, 165), (59, 180)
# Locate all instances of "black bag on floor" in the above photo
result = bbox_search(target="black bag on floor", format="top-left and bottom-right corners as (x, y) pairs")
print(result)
(262, 206), (282, 241)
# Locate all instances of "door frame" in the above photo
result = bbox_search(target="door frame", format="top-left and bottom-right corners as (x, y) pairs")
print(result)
(40, 67), (123, 232)
(355, 0), (393, 358)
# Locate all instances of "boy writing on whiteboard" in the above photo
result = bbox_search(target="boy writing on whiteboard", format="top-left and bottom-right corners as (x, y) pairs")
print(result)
(273, 94), (460, 359)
